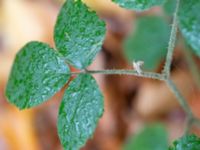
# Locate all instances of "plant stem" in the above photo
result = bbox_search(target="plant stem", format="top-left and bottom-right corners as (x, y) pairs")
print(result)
(165, 78), (193, 117)
(71, 68), (199, 131)
(71, 69), (165, 80)
(163, 0), (180, 77)
(162, 0), (200, 132)
(185, 117), (195, 134)
(165, 78), (198, 133)
(183, 46), (200, 89)
(69, 0), (198, 133)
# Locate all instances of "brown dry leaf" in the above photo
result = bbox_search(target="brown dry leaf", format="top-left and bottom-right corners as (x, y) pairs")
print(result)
(0, 107), (40, 150)
(1, 0), (58, 87)
(2, 0), (58, 54)
(2, 0), (44, 53)
(1, 1), (61, 150)
(0, 55), (12, 86)
(189, 93), (200, 119)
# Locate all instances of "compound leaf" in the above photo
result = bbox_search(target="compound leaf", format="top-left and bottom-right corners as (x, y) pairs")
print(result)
(6, 41), (70, 109)
(124, 124), (168, 150)
(113, 0), (166, 11)
(124, 16), (170, 70)
(57, 74), (104, 150)
(54, 0), (106, 69)
(169, 134), (200, 150)
(178, 0), (200, 57)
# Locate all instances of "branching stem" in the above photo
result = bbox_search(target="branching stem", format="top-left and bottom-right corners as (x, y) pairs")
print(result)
(71, 69), (165, 80)
(162, 0), (180, 77)
(69, 0), (199, 133)
(165, 78), (193, 118)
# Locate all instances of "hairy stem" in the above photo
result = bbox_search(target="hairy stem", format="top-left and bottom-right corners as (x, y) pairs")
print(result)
(165, 78), (193, 117)
(70, 69), (165, 80)
(162, 0), (200, 132)
(165, 78), (200, 133)
(183, 46), (200, 89)
(162, 0), (180, 77)
(70, 0), (198, 133)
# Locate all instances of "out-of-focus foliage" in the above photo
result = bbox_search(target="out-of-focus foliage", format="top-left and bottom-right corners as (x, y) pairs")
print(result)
(123, 124), (168, 150)
(2, 0), (200, 149)
(163, 0), (176, 16)
(169, 135), (200, 150)
(178, 0), (200, 57)
(124, 16), (170, 70)
(113, 0), (166, 11)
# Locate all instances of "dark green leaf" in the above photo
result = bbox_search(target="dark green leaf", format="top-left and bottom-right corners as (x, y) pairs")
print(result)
(169, 134), (200, 150)
(163, 0), (176, 16)
(178, 0), (200, 57)
(113, 0), (166, 10)
(57, 74), (104, 150)
(54, 0), (106, 69)
(124, 124), (168, 150)
(6, 41), (70, 109)
(124, 16), (170, 70)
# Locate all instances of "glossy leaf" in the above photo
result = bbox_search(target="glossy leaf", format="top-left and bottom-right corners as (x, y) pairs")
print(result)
(169, 134), (200, 150)
(54, 0), (106, 69)
(6, 41), (70, 109)
(57, 74), (104, 150)
(178, 0), (200, 56)
(124, 16), (170, 70)
(113, 0), (166, 10)
(124, 124), (168, 150)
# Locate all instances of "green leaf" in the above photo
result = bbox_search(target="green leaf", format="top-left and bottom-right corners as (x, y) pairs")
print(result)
(169, 134), (200, 150)
(178, 0), (200, 57)
(124, 16), (170, 70)
(54, 0), (106, 69)
(113, 0), (166, 11)
(124, 124), (168, 150)
(163, 0), (176, 16)
(6, 41), (70, 109)
(57, 74), (104, 150)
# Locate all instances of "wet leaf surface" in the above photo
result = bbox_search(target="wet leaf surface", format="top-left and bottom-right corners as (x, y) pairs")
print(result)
(54, 0), (106, 69)
(179, 0), (200, 56)
(58, 74), (104, 150)
(6, 41), (70, 109)
(169, 134), (200, 150)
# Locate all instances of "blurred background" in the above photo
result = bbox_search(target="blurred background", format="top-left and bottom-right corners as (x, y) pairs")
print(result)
(1, 0), (200, 150)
